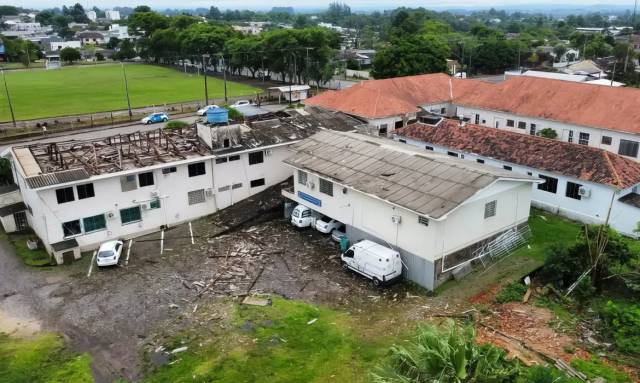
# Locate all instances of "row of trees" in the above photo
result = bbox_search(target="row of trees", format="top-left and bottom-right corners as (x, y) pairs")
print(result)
(125, 9), (341, 86)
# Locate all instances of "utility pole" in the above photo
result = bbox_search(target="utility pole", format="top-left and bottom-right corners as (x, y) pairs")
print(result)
(222, 54), (228, 103)
(305, 47), (311, 85)
(121, 62), (132, 118)
(1, 70), (16, 127)
(623, 0), (638, 73)
(202, 54), (210, 106)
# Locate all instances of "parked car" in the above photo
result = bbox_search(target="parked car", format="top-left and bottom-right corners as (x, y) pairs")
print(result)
(141, 112), (169, 124)
(315, 216), (342, 234)
(291, 204), (314, 228)
(96, 240), (124, 267)
(331, 224), (346, 242)
(341, 240), (402, 286)
(232, 100), (251, 107)
(196, 105), (219, 116)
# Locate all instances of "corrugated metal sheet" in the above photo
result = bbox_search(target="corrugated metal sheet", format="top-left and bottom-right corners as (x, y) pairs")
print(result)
(285, 131), (532, 219)
(26, 168), (91, 189)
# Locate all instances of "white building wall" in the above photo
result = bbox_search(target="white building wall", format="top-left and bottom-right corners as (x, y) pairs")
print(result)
(396, 136), (640, 236)
(455, 105), (640, 161)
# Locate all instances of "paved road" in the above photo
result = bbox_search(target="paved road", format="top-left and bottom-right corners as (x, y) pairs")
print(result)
(0, 115), (201, 153)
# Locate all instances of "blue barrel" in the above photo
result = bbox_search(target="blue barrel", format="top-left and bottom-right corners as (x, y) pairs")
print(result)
(340, 236), (349, 253)
(206, 107), (228, 124)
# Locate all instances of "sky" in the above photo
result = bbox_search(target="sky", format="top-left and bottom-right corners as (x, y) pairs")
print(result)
(12, 0), (638, 10)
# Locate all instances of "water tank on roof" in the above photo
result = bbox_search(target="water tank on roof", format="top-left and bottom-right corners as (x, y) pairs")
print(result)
(206, 107), (228, 125)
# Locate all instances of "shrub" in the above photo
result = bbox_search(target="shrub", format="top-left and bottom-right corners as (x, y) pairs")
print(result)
(571, 357), (631, 383)
(517, 365), (579, 383)
(494, 281), (528, 303)
(600, 301), (640, 355)
(537, 128), (558, 139)
(164, 120), (189, 130)
(222, 105), (243, 121)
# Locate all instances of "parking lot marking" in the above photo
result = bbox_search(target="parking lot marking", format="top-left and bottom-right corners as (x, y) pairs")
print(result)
(125, 239), (133, 266)
(160, 229), (165, 255)
(87, 250), (97, 278)
(189, 222), (194, 245)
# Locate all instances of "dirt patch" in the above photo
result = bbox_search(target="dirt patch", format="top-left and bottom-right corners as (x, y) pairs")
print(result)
(477, 302), (581, 365)
(468, 282), (502, 304)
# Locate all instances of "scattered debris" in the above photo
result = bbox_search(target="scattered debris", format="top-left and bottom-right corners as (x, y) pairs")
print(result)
(171, 346), (188, 354)
(242, 296), (271, 307)
(307, 318), (318, 325)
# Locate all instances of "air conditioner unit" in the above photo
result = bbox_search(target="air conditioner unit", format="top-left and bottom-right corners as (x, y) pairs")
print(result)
(106, 211), (116, 219)
(391, 215), (402, 224)
(150, 191), (160, 198)
(578, 187), (591, 198)
(205, 188), (214, 197)
(265, 149), (273, 156)
(140, 202), (151, 210)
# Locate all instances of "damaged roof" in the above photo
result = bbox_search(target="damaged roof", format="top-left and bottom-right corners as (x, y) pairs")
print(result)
(305, 73), (640, 135)
(397, 120), (640, 189)
(284, 130), (535, 219)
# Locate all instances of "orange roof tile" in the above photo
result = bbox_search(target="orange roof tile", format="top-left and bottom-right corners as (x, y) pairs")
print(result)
(397, 120), (640, 189)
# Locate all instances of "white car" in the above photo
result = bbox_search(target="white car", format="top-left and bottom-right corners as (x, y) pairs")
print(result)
(331, 225), (346, 242)
(315, 216), (342, 234)
(291, 204), (314, 228)
(96, 240), (124, 267)
(232, 100), (251, 107)
(197, 105), (219, 116)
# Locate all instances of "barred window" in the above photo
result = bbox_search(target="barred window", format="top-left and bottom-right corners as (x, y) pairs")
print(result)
(188, 189), (205, 205)
(319, 178), (333, 196)
(418, 216), (429, 226)
(298, 170), (307, 185)
(484, 201), (497, 219)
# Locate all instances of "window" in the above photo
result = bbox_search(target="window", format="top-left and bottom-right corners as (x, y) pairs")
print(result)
(619, 139), (639, 158)
(568, 130), (574, 143)
(62, 219), (81, 237)
(188, 162), (206, 177)
(319, 178), (333, 196)
(215, 157), (228, 164)
(120, 206), (142, 224)
(506, 119), (515, 127)
(76, 183), (95, 200)
(527, 172), (533, 176)
(298, 170), (307, 185)
(229, 155), (240, 161)
(529, 123), (536, 136)
(83, 214), (106, 233)
(477, 159), (485, 164)
(447, 151), (459, 157)
(150, 198), (161, 209)
(474, 114), (480, 124)
(248, 151), (264, 165)
(418, 216), (429, 226)
(482, 119), (486, 124)
(566, 181), (582, 200)
(378, 124), (388, 136)
(517, 121), (526, 129)
(538, 175), (558, 194)
(120, 175), (137, 192)
(578, 132), (590, 146)
(232, 183), (242, 189)
(162, 166), (177, 174)
(601, 136), (612, 145)
(188, 189), (206, 205)
(138, 172), (154, 187)
(250, 178), (266, 188)
(440, 107), (446, 114)
(223, 139), (230, 148)
(484, 201), (497, 219)
(398, 139), (406, 144)
(218, 185), (230, 192)
(425, 145), (434, 151)
(56, 187), (75, 204)
(503, 165), (512, 171)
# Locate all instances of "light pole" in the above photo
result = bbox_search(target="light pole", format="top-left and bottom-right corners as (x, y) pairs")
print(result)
(121, 62), (132, 118)
(202, 54), (210, 106)
(221, 54), (228, 103)
(2, 69), (17, 127)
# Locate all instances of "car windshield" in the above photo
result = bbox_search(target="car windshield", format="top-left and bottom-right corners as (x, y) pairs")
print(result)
(320, 216), (331, 223)
(98, 250), (114, 258)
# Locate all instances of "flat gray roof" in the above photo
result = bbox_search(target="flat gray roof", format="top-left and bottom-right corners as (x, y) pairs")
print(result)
(285, 131), (534, 219)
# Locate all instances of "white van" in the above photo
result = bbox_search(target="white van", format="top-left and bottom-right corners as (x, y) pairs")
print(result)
(341, 240), (402, 285)
(290, 204), (314, 228)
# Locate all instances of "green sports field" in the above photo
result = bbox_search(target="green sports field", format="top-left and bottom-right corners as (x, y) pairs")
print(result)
(0, 64), (260, 121)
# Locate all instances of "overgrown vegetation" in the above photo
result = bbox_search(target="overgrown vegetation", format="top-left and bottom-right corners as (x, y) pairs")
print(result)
(0, 231), (51, 267)
(571, 357), (631, 383)
(164, 120), (189, 130)
(494, 281), (528, 303)
(0, 333), (93, 383)
(601, 301), (640, 355)
(537, 128), (558, 139)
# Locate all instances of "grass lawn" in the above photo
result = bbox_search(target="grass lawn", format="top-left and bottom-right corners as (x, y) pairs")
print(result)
(144, 297), (391, 383)
(0, 230), (52, 267)
(0, 333), (93, 383)
(0, 64), (260, 121)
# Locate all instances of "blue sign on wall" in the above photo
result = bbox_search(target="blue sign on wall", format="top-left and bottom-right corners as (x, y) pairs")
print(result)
(298, 191), (321, 207)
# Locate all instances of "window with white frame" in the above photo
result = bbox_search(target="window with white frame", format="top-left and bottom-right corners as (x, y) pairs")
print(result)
(578, 132), (590, 146)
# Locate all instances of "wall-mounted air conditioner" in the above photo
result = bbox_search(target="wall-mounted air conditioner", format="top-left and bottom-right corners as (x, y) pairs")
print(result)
(578, 187), (591, 198)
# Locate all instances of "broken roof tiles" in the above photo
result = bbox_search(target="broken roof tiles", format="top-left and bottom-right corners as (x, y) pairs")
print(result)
(397, 120), (640, 189)
(285, 130), (534, 219)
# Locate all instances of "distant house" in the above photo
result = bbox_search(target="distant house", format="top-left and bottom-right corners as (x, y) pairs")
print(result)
(394, 119), (640, 237)
(558, 59), (605, 78)
(85, 10), (97, 22)
(269, 85), (310, 103)
(76, 31), (107, 45)
(108, 24), (130, 40)
(105, 10), (120, 21)
(49, 41), (82, 51)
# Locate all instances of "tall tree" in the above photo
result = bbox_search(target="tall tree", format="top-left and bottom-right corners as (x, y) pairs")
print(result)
(371, 34), (450, 79)
(60, 47), (81, 63)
